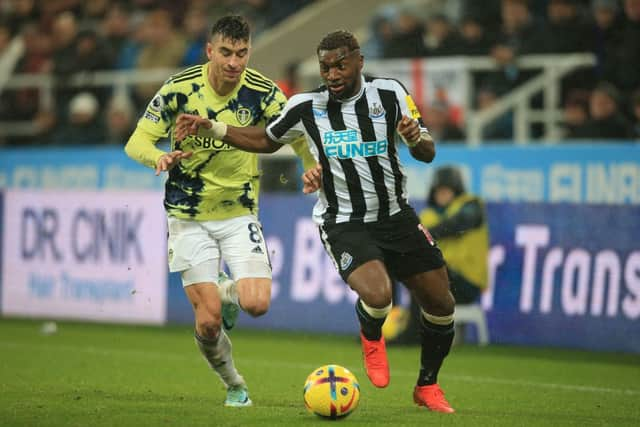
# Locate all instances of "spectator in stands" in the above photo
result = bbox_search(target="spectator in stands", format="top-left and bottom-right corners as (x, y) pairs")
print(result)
(115, 12), (147, 70)
(561, 89), (591, 139)
(81, 0), (109, 28)
(361, 6), (397, 59)
(382, 5), (426, 58)
(423, 14), (463, 57)
(481, 0), (544, 98)
(74, 28), (113, 73)
(494, 0), (545, 56)
(459, 0), (502, 31)
(4, 0), (39, 36)
(101, 2), (133, 67)
(423, 101), (466, 142)
(629, 89), (640, 139)
(134, 9), (186, 104)
(181, 5), (208, 66)
(276, 61), (301, 98)
(540, 0), (591, 53)
(570, 81), (634, 139)
(589, 0), (624, 80)
(481, 40), (524, 104)
(51, 11), (79, 77)
(0, 20), (11, 53)
(604, 0), (640, 93)
(49, 12), (82, 122)
(476, 84), (514, 140)
(391, 166), (489, 345)
(104, 93), (135, 145)
(420, 166), (489, 306)
(0, 23), (52, 128)
(539, 0), (594, 104)
(246, 0), (314, 33)
(51, 91), (105, 144)
(456, 14), (495, 56)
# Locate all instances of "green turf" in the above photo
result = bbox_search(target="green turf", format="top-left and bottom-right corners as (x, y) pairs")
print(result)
(1, 318), (638, 426)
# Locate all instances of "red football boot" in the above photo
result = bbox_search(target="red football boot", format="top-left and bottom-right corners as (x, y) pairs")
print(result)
(413, 384), (455, 413)
(360, 332), (390, 388)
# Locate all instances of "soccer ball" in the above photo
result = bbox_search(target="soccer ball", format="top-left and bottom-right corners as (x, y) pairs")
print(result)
(303, 364), (360, 419)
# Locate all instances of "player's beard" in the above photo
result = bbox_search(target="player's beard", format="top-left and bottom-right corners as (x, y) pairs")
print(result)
(328, 79), (356, 101)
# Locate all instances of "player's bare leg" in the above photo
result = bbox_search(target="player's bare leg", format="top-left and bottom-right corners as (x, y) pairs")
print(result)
(185, 283), (251, 407)
(217, 276), (271, 329)
(347, 260), (392, 388)
(404, 266), (455, 413)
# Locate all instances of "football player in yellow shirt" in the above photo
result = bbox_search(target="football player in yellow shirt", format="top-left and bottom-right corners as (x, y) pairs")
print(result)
(124, 15), (313, 407)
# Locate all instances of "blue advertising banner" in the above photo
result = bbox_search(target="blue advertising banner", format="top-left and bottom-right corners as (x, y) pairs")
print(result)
(0, 146), (165, 191)
(2, 144), (638, 205)
(483, 202), (640, 353)
(398, 143), (640, 205)
(185, 195), (639, 353)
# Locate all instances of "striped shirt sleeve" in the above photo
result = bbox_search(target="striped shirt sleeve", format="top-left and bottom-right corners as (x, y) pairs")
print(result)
(266, 94), (307, 144)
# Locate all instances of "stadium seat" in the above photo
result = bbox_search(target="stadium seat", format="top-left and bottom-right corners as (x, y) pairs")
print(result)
(455, 304), (489, 346)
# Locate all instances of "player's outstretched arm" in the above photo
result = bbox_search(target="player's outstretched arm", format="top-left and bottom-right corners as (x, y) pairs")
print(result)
(396, 115), (435, 163)
(175, 113), (282, 153)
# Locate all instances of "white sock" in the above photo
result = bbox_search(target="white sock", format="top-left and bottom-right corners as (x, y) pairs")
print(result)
(218, 276), (240, 306)
(194, 330), (244, 387)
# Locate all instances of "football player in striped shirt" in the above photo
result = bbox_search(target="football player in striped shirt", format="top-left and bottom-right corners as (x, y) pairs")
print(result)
(174, 30), (456, 413)
(125, 15), (314, 408)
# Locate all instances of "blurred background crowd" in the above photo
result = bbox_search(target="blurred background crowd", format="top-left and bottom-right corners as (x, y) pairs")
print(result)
(364, 0), (640, 142)
(0, 0), (314, 146)
(0, 0), (639, 146)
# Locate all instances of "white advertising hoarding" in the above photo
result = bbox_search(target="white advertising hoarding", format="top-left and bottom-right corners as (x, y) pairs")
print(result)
(1, 190), (168, 324)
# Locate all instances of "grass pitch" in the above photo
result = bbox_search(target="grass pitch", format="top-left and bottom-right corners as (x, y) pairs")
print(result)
(1, 318), (638, 426)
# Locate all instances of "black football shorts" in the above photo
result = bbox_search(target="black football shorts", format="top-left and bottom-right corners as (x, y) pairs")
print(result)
(319, 208), (445, 283)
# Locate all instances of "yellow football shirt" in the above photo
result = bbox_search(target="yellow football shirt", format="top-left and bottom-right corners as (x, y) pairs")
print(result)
(126, 63), (313, 221)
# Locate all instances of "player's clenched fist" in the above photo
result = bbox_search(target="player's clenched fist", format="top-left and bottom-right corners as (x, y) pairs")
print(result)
(301, 163), (322, 194)
(397, 114), (421, 147)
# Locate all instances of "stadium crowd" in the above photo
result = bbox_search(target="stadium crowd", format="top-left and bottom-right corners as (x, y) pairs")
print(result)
(0, 0), (639, 146)
(364, 0), (640, 141)
(0, 0), (314, 146)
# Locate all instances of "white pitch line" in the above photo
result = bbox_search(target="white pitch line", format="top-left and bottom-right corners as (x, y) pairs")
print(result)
(2, 341), (639, 396)
(438, 373), (640, 396)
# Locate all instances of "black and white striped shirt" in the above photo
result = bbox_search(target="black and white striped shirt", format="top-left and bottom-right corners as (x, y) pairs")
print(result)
(266, 75), (428, 225)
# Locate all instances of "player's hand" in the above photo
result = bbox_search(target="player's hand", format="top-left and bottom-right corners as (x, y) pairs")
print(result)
(175, 113), (212, 141)
(397, 114), (421, 147)
(155, 150), (193, 176)
(302, 163), (322, 194)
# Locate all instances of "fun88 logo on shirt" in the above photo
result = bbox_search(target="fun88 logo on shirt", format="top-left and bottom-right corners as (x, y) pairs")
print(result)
(323, 129), (388, 159)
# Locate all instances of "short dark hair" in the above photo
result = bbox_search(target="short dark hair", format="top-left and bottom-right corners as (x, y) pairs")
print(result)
(316, 30), (360, 55)
(210, 15), (251, 42)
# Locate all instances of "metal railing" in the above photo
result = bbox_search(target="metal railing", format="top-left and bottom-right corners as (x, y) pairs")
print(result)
(1, 53), (596, 144)
(464, 54), (596, 144)
(301, 53), (596, 144)
(0, 68), (177, 136)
